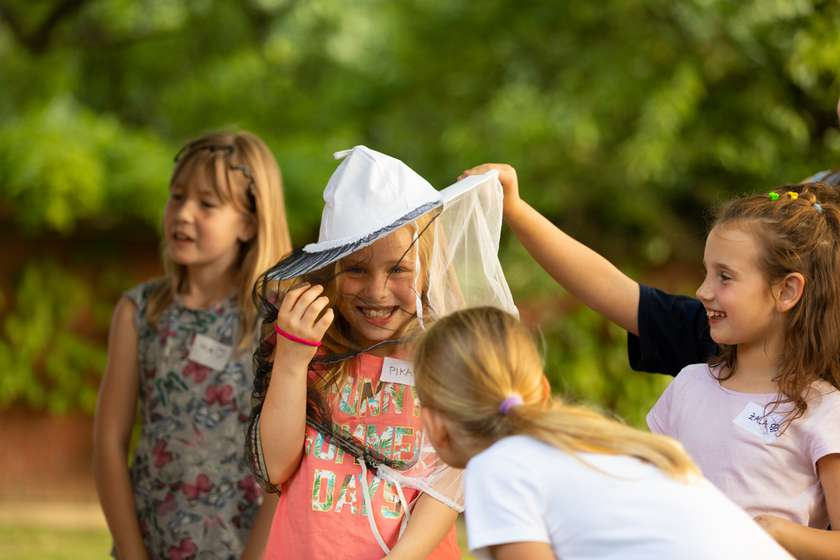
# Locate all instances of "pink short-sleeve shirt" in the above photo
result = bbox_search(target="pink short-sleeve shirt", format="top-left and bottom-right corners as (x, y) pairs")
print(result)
(264, 353), (459, 559)
(648, 363), (840, 528)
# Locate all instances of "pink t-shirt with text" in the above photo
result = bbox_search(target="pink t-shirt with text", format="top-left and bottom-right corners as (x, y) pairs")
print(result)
(264, 353), (460, 559)
(648, 363), (840, 528)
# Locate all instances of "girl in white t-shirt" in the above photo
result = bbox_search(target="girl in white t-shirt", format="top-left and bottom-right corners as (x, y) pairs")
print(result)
(413, 306), (791, 560)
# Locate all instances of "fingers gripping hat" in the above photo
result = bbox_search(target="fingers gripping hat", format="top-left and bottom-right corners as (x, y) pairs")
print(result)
(264, 145), (494, 281)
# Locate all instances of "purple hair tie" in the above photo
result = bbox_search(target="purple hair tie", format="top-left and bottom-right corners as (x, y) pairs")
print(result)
(499, 394), (523, 415)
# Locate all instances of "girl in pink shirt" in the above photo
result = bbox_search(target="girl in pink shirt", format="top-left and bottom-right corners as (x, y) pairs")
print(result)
(646, 184), (840, 559)
(247, 146), (515, 559)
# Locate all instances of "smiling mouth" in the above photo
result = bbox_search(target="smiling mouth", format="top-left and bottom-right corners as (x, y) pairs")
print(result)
(358, 306), (398, 322)
(706, 309), (727, 320)
(172, 232), (194, 242)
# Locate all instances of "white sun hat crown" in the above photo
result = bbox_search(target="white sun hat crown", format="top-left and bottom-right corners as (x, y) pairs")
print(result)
(306, 145), (442, 252)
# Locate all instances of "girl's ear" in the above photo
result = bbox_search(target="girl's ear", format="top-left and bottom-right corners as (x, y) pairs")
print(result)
(238, 214), (257, 243)
(421, 407), (469, 468)
(421, 407), (450, 453)
(774, 272), (805, 312)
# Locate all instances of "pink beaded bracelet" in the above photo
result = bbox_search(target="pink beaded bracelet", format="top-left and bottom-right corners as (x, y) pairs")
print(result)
(273, 323), (322, 347)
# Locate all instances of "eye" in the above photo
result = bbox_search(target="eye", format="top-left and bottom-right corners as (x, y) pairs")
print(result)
(718, 272), (732, 282)
(344, 265), (365, 274)
(201, 199), (218, 209)
(390, 265), (412, 274)
(170, 191), (185, 202)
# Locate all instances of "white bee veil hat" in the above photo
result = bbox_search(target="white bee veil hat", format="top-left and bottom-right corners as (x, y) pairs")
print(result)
(253, 145), (518, 554)
(264, 145), (499, 283)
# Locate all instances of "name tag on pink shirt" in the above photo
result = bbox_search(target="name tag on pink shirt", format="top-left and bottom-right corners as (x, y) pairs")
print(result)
(188, 334), (232, 371)
(732, 402), (783, 443)
(380, 357), (415, 386)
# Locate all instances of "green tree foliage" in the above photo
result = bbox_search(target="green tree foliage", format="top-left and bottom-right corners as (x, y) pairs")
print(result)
(1, 0), (839, 420)
(0, 262), (109, 412)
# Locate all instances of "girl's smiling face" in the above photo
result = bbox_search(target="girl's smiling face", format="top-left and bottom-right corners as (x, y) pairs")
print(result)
(695, 223), (780, 347)
(336, 227), (421, 348)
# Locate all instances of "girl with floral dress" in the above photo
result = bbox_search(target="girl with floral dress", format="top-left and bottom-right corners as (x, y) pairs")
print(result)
(93, 131), (290, 559)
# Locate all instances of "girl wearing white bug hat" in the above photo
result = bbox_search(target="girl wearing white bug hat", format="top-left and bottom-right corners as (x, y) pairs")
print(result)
(247, 146), (517, 559)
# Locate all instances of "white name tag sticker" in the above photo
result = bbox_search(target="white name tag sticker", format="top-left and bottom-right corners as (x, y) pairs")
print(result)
(732, 401), (782, 443)
(380, 357), (415, 386)
(188, 334), (232, 371)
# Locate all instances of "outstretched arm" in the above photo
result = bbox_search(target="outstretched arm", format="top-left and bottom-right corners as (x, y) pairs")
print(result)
(461, 164), (640, 335)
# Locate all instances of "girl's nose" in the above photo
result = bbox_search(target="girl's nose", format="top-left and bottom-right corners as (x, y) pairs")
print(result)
(173, 199), (195, 223)
(364, 273), (391, 301)
(695, 277), (712, 302)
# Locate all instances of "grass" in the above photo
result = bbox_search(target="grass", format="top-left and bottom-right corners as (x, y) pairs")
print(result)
(0, 517), (475, 559)
(0, 525), (112, 559)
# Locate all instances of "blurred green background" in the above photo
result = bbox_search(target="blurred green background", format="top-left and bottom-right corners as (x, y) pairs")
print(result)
(1, 0), (839, 556)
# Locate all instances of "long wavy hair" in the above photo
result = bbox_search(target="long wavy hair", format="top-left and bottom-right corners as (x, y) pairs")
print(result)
(147, 131), (291, 352)
(709, 182), (840, 424)
(413, 307), (700, 480)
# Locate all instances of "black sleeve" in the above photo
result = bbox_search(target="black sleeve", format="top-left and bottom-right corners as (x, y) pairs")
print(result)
(627, 284), (718, 376)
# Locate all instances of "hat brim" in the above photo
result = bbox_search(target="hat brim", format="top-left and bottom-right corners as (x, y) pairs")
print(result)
(263, 169), (499, 282)
(264, 202), (440, 281)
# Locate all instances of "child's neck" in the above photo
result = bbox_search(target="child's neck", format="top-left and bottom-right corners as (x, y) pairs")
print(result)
(723, 333), (782, 394)
(180, 263), (239, 309)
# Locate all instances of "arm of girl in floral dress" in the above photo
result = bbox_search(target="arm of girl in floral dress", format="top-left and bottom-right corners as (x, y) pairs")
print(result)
(93, 297), (150, 560)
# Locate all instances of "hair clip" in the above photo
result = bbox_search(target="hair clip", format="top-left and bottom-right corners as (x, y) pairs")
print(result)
(814, 202), (824, 214)
(768, 192), (780, 201)
(786, 191), (799, 200)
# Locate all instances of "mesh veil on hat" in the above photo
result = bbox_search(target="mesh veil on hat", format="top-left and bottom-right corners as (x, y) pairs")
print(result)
(264, 145), (493, 281)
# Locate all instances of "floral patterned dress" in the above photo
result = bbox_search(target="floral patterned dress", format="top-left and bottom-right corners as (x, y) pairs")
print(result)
(124, 280), (261, 560)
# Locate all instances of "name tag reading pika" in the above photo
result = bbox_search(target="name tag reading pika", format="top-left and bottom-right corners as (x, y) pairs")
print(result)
(732, 401), (783, 444)
(380, 357), (415, 386)
(188, 334), (232, 371)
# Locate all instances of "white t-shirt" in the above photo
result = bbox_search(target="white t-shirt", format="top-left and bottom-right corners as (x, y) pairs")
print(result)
(648, 363), (840, 528)
(464, 435), (791, 560)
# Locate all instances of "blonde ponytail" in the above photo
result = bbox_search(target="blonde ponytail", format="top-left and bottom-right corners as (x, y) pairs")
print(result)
(413, 307), (699, 480)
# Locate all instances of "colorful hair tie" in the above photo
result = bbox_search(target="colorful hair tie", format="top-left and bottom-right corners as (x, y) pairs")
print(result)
(499, 393), (523, 415)
(274, 323), (322, 347)
(768, 192), (780, 201)
(814, 202), (824, 214)
(786, 191), (799, 200)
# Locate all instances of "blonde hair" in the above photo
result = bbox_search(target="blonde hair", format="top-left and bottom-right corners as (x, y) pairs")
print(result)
(148, 131), (291, 352)
(413, 307), (700, 480)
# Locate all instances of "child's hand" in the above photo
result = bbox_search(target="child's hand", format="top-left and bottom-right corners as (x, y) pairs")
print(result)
(754, 514), (793, 547)
(274, 283), (334, 364)
(459, 163), (522, 219)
